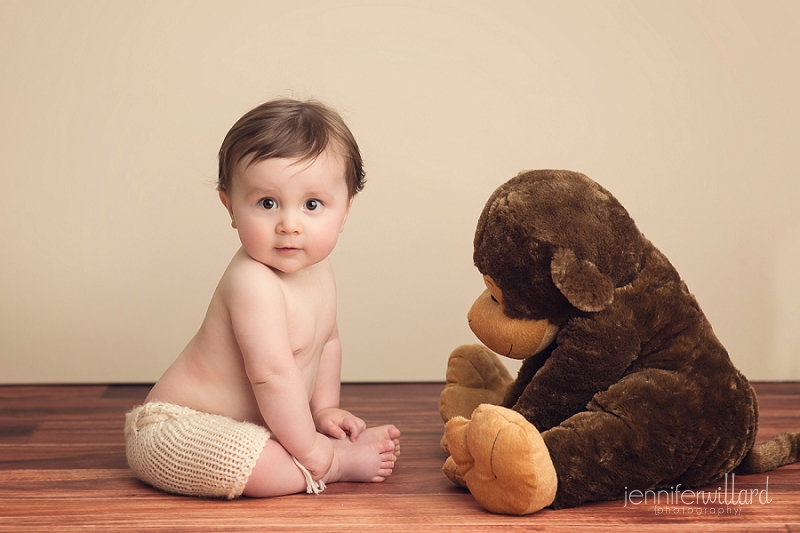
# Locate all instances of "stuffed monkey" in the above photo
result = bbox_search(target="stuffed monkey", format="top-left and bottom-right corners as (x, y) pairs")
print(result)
(439, 170), (800, 514)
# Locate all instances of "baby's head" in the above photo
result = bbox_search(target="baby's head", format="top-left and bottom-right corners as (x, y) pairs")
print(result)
(217, 99), (365, 197)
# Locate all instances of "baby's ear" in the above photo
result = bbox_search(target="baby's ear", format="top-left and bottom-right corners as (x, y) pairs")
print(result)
(340, 196), (355, 233)
(219, 191), (237, 229)
(550, 248), (614, 312)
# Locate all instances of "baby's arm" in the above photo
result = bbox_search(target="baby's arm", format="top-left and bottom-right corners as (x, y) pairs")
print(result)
(310, 324), (366, 441)
(226, 263), (333, 478)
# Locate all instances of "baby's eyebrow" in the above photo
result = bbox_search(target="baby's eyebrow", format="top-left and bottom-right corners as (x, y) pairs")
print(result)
(305, 190), (326, 198)
(303, 189), (335, 200)
(244, 186), (279, 198)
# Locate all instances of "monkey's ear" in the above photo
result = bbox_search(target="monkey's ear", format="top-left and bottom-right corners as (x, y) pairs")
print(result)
(551, 248), (614, 312)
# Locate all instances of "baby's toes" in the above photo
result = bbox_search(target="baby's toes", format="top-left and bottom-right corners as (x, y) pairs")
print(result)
(380, 450), (396, 462)
(376, 439), (396, 455)
(376, 464), (394, 479)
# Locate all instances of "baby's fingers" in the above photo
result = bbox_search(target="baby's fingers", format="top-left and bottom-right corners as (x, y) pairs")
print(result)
(325, 421), (347, 440)
(343, 416), (367, 441)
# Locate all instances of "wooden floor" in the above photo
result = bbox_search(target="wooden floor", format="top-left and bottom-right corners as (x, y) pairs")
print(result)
(0, 382), (798, 532)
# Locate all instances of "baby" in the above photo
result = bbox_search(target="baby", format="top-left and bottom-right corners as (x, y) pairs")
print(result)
(125, 99), (400, 499)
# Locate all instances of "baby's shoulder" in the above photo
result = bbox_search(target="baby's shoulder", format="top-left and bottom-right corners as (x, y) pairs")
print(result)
(219, 249), (283, 297)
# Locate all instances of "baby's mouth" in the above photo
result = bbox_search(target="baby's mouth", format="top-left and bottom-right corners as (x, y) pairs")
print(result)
(275, 247), (301, 256)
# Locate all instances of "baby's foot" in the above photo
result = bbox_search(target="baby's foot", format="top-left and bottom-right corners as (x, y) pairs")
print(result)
(334, 425), (401, 458)
(325, 426), (399, 483)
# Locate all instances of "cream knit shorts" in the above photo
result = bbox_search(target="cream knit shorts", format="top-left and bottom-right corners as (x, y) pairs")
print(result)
(125, 402), (270, 499)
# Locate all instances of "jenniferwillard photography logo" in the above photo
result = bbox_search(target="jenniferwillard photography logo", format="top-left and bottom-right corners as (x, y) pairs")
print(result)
(623, 474), (772, 516)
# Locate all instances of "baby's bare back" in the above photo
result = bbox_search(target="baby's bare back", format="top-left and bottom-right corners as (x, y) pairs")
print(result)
(146, 250), (338, 425)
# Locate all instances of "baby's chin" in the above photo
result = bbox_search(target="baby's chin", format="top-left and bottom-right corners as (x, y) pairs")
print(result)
(241, 249), (310, 274)
(263, 257), (324, 275)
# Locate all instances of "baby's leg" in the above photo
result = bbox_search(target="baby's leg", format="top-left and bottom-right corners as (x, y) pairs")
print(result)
(325, 426), (399, 483)
(243, 426), (400, 497)
(242, 439), (311, 498)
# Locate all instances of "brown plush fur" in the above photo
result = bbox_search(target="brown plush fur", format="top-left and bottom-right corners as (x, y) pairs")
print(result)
(440, 170), (800, 513)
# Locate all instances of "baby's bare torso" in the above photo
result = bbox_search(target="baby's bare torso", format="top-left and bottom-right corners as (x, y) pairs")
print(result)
(146, 249), (337, 426)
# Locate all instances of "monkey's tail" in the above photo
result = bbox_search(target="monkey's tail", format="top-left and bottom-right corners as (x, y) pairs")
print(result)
(735, 431), (800, 474)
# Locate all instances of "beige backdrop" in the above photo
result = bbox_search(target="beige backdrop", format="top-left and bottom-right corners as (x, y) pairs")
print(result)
(1, 0), (798, 384)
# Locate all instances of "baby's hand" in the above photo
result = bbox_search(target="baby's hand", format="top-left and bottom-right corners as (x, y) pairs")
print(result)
(314, 407), (367, 442)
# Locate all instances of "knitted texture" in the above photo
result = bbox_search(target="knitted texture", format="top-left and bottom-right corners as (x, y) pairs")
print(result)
(125, 402), (270, 499)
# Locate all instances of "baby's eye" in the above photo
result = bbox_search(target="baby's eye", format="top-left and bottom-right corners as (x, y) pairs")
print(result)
(490, 295), (498, 303)
(260, 198), (277, 210)
(305, 199), (322, 211)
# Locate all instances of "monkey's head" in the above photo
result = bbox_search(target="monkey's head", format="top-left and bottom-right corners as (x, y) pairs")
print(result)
(468, 169), (644, 358)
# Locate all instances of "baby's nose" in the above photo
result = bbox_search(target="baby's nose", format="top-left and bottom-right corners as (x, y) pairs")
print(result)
(277, 211), (301, 233)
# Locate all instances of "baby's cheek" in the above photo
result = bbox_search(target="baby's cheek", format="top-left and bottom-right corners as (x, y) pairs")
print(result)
(315, 229), (343, 258)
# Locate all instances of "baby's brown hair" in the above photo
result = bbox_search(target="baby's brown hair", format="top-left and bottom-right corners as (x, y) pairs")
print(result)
(218, 99), (365, 197)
